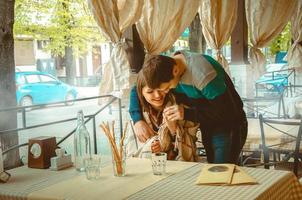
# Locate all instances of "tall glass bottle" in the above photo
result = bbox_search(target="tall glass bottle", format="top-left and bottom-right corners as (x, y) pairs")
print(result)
(74, 110), (91, 171)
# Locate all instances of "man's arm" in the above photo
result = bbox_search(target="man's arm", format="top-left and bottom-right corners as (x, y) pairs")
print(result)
(129, 86), (143, 123)
(129, 86), (155, 142)
(172, 91), (203, 123)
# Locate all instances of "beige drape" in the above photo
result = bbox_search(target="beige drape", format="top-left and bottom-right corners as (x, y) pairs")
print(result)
(199, 0), (238, 75)
(136, 0), (200, 55)
(245, 0), (297, 80)
(88, 0), (143, 96)
(287, 0), (302, 69)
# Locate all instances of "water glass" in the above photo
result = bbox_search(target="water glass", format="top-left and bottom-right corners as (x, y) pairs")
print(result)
(151, 152), (167, 175)
(84, 155), (101, 180)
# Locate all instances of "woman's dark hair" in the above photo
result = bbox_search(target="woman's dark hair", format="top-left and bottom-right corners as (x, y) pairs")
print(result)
(142, 55), (176, 89)
(136, 70), (150, 114)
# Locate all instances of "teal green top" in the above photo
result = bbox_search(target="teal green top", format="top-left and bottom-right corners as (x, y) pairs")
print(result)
(175, 53), (226, 100)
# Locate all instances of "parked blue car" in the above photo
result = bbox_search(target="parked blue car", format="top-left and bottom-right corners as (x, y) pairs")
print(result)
(16, 71), (77, 107)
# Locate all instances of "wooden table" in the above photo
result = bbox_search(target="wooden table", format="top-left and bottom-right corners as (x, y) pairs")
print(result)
(1, 158), (302, 200)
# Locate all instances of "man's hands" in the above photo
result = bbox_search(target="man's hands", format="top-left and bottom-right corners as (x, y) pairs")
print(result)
(134, 120), (155, 143)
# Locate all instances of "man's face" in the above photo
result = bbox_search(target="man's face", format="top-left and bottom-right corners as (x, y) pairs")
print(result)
(158, 63), (181, 91)
(159, 77), (179, 92)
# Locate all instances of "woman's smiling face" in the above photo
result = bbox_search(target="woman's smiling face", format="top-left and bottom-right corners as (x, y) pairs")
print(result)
(142, 85), (167, 109)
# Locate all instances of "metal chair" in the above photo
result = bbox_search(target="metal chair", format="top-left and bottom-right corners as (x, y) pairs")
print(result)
(259, 114), (302, 176)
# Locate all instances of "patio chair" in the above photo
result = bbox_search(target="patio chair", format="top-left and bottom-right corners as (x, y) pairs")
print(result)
(259, 114), (302, 176)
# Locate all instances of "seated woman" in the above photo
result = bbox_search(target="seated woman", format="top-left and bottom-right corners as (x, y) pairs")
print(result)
(127, 70), (199, 161)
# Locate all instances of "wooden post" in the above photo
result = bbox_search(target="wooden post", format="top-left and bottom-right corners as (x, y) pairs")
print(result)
(189, 13), (206, 54)
(231, 0), (249, 64)
(123, 25), (145, 73)
(230, 0), (254, 115)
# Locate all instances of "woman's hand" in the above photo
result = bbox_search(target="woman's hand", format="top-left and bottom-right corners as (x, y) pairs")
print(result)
(134, 120), (155, 143)
(163, 105), (184, 121)
(163, 114), (177, 134)
(151, 139), (161, 153)
(163, 105), (184, 134)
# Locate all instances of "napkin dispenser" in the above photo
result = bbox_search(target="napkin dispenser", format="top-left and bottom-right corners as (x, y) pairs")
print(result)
(50, 148), (73, 170)
(28, 136), (56, 169)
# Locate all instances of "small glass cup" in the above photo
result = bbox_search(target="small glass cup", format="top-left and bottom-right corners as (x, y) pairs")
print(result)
(84, 154), (101, 180)
(151, 152), (167, 175)
(111, 145), (126, 177)
(112, 158), (126, 177)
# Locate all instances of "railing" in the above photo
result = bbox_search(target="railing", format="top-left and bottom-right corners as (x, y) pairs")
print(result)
(242, 94), (286, 119)
(284, 84), (302, 98)
(0, 95), (123, 155)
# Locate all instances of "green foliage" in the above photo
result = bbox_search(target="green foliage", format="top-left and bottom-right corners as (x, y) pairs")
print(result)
(269, 23), (292, 55)
(14, 0), (105, 57)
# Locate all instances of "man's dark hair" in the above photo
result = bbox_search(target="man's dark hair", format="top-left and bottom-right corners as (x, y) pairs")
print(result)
(142, 55), (176, 89)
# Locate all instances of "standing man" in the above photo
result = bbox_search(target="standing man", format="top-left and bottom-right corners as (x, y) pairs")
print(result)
(129, 51), (247, 164)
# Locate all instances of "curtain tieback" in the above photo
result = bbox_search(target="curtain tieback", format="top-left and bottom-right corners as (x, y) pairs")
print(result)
(144, 52), (154, 59)
(214, 49), (222, 54)
(112, 38), (126, 48)
(293, 40), (302, 47)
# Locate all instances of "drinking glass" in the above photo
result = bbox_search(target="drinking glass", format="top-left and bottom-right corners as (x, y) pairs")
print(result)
(112, 158), (126, 177)
(151, 152), (167, 175)
(84, 154), (101, 180)
(112, 147), (126, 177)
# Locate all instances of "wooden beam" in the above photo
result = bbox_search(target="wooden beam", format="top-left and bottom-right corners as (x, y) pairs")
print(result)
(231, 0), (249, 64)
(189, 14), (206, 53)
(123, 25), (145, 73)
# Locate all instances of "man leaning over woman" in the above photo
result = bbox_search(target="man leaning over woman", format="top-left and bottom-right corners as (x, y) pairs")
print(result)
(127, 68), (199, 161)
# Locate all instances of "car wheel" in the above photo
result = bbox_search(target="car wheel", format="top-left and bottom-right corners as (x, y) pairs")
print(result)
(65, 92), (75, 106)
(20, 96), (33, 109)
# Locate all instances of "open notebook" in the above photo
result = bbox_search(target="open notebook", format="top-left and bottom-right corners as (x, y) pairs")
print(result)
(196, 164), (258, 186)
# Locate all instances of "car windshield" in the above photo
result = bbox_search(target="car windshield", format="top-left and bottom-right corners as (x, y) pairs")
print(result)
(26, 74), (40, 83)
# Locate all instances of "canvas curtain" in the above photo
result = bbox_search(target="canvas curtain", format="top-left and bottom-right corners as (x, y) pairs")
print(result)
(287, 0), (302, 70)
(245, 0), (297, 80)
(135, 0), (200, 55)
(199, 0), (238, 75)
(88, 0), (143, 96)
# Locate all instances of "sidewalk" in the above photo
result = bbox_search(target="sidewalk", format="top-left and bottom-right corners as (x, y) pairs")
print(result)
(76, 86), (99, 98)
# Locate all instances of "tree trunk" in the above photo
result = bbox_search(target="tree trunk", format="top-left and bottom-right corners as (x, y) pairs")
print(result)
(65, 45), (76, 85)
(189, 14), (206, 54)
(62, 0), (76, 85)
(0, 0), (21, 169)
